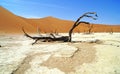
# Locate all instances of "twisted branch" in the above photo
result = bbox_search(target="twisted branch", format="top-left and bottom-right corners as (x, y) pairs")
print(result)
(68, 12), (98, 42)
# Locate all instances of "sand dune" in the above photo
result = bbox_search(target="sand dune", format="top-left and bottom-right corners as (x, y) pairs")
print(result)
(0, 6), (36, 34)
(22, 16), (73, 33)
(0, 6), (120, 34)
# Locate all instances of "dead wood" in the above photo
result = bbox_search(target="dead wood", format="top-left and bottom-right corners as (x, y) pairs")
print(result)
(68, 12), (98, 42)
(86, 24), (94, 34)
(22, 27), (69, 45)
(22, 12), (97, 44)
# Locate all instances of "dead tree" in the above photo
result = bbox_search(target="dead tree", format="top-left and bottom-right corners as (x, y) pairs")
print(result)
(37, 27), (42, 36)
(77, 29), (80, 33)
(68, 12), (98, 42)
(22, 12), (97, 44)
(87, 24), (93, 34)
(54, 29), (59, 35)
(109, 28), (113, 34)
(22, 27), (69, 45)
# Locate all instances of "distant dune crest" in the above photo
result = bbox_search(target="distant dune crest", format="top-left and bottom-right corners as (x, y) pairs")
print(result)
(0, 6), (120, 34)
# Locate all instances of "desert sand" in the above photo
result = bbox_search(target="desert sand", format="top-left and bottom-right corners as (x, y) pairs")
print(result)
(0, 33), (120, 74)
(0, 6), (120, 34)
(0, 6), (120, 74)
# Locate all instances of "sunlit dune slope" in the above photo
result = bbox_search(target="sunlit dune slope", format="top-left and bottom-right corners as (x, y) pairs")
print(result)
(23, 17), (120, 33)
(0, 6), (120, 34)
(0, 6), (36, 34)
(24, 16), (74, 33)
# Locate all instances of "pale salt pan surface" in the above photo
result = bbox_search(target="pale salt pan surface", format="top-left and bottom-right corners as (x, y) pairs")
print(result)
(0, 33), (120, 74)
(0, 35), (77, 74)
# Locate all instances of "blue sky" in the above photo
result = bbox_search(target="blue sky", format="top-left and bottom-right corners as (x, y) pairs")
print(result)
(0, 0), (120, 25)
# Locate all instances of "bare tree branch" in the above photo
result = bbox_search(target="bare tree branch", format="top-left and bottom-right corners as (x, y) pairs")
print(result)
(37, 27), (42, 36)
(87, 24), (94, 34)
(76, 21), (90, 26)
(22, 12), (97, 44)
(68, 12), (97, 42)
(22, 27), (69, 45)
(84, 15), (97, 20)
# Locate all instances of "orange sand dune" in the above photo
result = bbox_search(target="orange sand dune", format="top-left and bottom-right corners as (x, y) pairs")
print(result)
(0, 6), (120, 34)
(20, 17), (120, 33)
(23, 16), (74, 33)
(0, 6), (36, 34)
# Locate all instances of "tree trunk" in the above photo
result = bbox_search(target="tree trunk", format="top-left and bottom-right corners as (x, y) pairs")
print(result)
(22, 27), (69, 44)
(22, 12), (97, 44)
(68, 12), (97, 42)
(69, 26), (77, 42)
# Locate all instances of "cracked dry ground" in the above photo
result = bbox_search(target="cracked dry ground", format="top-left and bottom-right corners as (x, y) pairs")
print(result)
(12, 43), (96, 74)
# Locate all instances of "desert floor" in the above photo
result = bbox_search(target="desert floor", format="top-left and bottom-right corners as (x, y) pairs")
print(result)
(0, 33), (120, 74)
